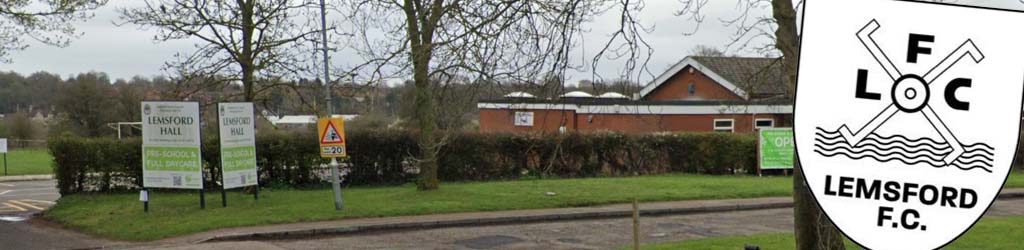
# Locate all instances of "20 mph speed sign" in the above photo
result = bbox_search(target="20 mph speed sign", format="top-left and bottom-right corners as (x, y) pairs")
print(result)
(795, 0), (1024, 249)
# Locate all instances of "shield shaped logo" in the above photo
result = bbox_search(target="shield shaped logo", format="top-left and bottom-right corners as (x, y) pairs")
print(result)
(795, 0), (1024, 249)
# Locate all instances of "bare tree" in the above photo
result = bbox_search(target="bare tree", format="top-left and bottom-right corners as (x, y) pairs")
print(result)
(675, 0), (845, 249)
(689, 44), (726, 57)
(341, 0), (651, 190)
(120, 0), (327, 102)
(0, 0), (107, 62)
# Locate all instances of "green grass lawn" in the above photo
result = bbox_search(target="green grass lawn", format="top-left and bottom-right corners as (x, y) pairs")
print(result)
(0, 148), (53, 176)
(46, 174), (793, 241)
(43, 171), (1024, 241)
(639, 216), (1024, 250)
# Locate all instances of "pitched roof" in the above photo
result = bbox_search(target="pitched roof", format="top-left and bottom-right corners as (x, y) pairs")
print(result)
(639, 56), (788, 100)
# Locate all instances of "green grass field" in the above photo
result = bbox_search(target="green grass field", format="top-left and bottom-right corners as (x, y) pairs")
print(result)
(0, 148), (53, 176)
(46, 174), (793, 241)
(639, 216), (1024, 250)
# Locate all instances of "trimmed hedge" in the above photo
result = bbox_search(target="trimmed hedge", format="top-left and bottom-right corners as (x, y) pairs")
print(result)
(49, 131), (757, 194)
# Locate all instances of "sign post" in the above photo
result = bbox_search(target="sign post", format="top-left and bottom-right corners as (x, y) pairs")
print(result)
(318, 117), (347, 210)
(0, 138), (7, 176)
(141, 102), (204, 211)
(218, 103), (259, 207)
(794, 1), (1024, 249)
(757, 128), (794, 176)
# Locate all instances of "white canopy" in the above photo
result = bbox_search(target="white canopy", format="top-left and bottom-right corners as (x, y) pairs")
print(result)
(596, 92), (629, 99)
(559, 91), (593, 98)
(504, 91), (536, 98)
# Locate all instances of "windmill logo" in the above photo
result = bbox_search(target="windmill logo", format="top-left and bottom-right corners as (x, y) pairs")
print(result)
(813, 19), (994, 173)
(794, 0), (1024, 249)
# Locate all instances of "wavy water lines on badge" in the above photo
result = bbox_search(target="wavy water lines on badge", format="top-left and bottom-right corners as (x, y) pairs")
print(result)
(813, 127), (994, 173)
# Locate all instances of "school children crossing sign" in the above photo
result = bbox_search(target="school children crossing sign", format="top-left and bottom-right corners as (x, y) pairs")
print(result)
(318, 118), (347, 158)
(794, 0), (1024, 249)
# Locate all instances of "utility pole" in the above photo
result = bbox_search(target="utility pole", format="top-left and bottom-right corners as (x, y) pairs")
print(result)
(319, 0), (343, 211)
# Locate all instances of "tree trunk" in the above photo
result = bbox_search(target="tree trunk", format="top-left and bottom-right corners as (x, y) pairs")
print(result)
(405, 0), (442, 191)
(412, 40), (439, 190)
(772, 0), (845, 249)
(240, 0), (256, 102)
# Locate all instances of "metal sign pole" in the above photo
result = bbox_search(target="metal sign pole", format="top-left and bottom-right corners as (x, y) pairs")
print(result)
(329, 158), (343, 210)
(222, 185), (228, 207)
(319, 0), (343, 211)
(3, 153), (6, 176)
(757, 131), (763, 177)
(143, 189), (150, 213)
(200, 188), (206, 209)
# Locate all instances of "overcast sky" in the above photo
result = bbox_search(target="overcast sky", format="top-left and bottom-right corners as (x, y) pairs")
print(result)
(1, 0), (1020, 84)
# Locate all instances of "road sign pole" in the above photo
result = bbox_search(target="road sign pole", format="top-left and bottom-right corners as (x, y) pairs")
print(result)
(200, 188), (206, 209)
(3, 153), (6, 176)
(222, 185), (228, 207)
(254, 185), (259, 201)
(329, 157), (343, 210)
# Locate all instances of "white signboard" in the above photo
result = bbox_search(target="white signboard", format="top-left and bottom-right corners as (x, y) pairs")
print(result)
(142, 102), (203, 189)
(514, 112), (534, 127)
(0, 138), (7, 153)
(218, 103), (258, 189)
(794, 1), (1024, 249)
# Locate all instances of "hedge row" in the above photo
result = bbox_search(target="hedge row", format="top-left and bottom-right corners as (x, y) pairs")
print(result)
(49, 131), (756, 194)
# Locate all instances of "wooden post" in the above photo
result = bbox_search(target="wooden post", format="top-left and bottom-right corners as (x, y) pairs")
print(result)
(632, 198), (640, 250)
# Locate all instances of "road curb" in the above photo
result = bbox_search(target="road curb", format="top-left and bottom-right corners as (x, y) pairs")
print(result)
(0, 175), (53, 182)
(197, 200), (793, 243)
(196, 190), (1024, 243)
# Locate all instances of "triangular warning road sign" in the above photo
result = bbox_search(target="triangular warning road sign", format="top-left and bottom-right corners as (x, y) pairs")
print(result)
(320, 122), (344, 144)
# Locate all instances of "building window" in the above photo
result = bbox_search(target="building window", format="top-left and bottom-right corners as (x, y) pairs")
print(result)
(755, 119), (774, 130)
(713, 119), (734, 133)
(688, 82), (696, 95)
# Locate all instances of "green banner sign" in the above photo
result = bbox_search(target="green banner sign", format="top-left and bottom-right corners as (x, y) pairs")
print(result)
(219, 103), (258, 189)
(759, 128), (794, 170)
(142, 101), (203, 189)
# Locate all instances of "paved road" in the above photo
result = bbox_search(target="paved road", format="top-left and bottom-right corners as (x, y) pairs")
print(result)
(0, 179), (117, 250)
(252, 198), (1024, 250)
(0, 180), (60, 216)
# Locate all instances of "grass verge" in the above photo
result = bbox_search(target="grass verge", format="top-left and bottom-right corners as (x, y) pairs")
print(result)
(46, 174), (792, 241)
(638, 216), (1024, 250)
(45, 171), (1024, 241)
(0, 148), (52, 176)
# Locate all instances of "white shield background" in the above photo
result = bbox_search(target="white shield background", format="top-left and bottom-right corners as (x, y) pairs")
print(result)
(795, 0), (1024, 249)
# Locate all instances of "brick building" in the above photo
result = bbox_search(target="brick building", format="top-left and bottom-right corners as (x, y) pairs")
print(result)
(478, 56), (794, 133)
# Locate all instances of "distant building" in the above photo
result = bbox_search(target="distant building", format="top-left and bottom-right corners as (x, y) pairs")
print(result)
(478, 56), (793, 133)
(265, 114), (360, 128)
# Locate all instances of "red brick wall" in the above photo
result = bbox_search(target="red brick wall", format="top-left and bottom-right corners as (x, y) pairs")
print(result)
(644, 66), (743, 101)
(575, 113), (786, 133)
(479, 108), (788, 134)
(479, 108), (576, 133)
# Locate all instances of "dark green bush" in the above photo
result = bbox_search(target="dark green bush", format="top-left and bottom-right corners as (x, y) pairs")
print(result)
(49, 131), (758, 194)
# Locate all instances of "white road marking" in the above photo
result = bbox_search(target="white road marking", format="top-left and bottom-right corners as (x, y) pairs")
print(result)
(0, 190), (11, 196)
(0, 183), (14, 187)
(0, 216), (27, 222)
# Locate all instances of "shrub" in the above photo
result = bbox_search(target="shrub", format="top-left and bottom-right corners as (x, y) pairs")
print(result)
(50, 130), (759, 194)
